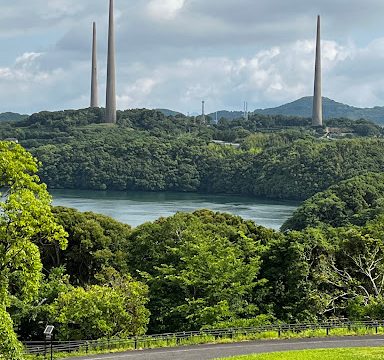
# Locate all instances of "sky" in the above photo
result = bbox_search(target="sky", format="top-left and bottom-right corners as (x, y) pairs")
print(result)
(1, 0), (384, 115)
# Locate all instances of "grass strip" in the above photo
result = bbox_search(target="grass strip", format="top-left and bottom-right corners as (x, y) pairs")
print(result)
(215, 347), (384, 359)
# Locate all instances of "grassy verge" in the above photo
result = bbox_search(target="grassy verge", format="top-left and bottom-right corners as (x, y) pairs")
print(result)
(215, 347), (384, 359)
(25, 326), (384, 359)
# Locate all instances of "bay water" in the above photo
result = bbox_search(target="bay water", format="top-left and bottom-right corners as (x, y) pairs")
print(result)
(51, 189), (298, 230)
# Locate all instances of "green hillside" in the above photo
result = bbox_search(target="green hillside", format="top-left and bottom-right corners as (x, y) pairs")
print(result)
(0, 107), (382, 201)
(254, 97), (384, 124)
(208, 110), (244, 121)
(155, 108), (184, 117)
(0, 112), (28, 122)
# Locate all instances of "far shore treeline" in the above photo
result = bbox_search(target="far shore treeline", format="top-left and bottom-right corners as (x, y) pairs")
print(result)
(0, 107), (383, 200)
(1, 109), (384, 359)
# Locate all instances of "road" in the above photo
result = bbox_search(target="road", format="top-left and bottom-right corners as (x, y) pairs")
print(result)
(68, 335), (384, 360)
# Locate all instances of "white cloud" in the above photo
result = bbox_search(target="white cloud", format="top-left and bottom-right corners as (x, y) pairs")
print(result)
(118, 78), (159, 109)
(0, 68), (13, 80)
(0, 53), (43, 81)
(40, 1), (84, 20)
(0, 34), (382, 115)
(147, 0), (186, 20)
(112, 39), (355, 113)
(16, 52), (42, 64)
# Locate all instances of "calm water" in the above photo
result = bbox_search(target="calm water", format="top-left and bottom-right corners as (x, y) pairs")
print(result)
(50, 190), (298, 230)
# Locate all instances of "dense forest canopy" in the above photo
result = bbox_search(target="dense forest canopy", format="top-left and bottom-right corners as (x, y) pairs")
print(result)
(282, 173), (384, 231)
(0, 107), (382, 201)
(2, 133), (384, 358)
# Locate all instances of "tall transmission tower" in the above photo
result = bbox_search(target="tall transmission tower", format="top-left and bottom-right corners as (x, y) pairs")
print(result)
(90, 22), (98, 108)
(244, 101), (249, 121)
(201, 100), (206, 124)
(312, 15), (323, 127)
(105, 0), (117, 123)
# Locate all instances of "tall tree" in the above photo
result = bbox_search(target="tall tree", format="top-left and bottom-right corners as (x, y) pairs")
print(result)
(0, 141), (67, 359)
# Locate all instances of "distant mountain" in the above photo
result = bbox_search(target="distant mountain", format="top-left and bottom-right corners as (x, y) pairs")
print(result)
(155, 109), (184, 117)
(0, 112), (28, 122)
(208, 110), (244, 121)
(254, 97), (384, 125)
(155, 108), (245, 120)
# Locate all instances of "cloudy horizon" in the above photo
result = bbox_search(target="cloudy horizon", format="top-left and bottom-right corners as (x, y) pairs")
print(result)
(1, 0), (384, 115)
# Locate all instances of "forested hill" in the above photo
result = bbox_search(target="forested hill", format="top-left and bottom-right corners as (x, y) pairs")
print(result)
(254, 97), (384, 125)
(156, 97), (384, 124)
(155, 108), (183, 117)
(157, 109), (245, 121)
(0, 112), (28, 122)
(208, 110), (244, 121)
(0, 107), (383, 201)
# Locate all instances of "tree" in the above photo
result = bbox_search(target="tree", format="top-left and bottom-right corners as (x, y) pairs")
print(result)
(0, 141), (67, 359)
(10, 267), (71, 341)
(282, 173), (384, 231)
(152, 230), (262, 330)
(52, 275), (149, 340)
(39, 207), (132, 285)
(127, 210), (274, 332)
(0, 307), (24, 360)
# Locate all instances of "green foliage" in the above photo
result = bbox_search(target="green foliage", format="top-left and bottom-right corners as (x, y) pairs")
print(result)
(10, 267), (71, 340)
(0, 142), (67, 303)
(127, 210), (278, 333)
(40, 207), (132, 285)
(326, 118), (382, 136)
(0, 112), (28, 123)
(240, 130), (311, 151)
(3, 111), (384, 344)
(0, 306), (24, 360)
(202, 314), (275, 329)
(282, 173), (384, 231)
(0, 141), (67, 359)
(52, 275), (149, 340)
(217, 113), (312, 131)
(261, 215), (384, 321)
(28, 135), (384, 200)
(253, 138), (384, 200)
(258, 228), (328, 322)
(1, 108), (382, 201)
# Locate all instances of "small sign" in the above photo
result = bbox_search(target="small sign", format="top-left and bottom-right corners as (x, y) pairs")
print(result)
(44, 325), (54, 336)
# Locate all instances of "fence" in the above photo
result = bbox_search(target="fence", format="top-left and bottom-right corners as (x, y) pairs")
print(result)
(24, 319), (384, 357)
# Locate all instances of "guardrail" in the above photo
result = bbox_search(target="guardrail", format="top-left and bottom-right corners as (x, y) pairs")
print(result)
(24, 319), (384, 357)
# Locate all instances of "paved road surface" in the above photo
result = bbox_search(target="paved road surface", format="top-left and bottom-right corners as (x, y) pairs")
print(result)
(68, 336), (384, 360)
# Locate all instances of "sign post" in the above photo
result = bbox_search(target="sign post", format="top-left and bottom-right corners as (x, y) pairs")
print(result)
(43, 325), (55, 360)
